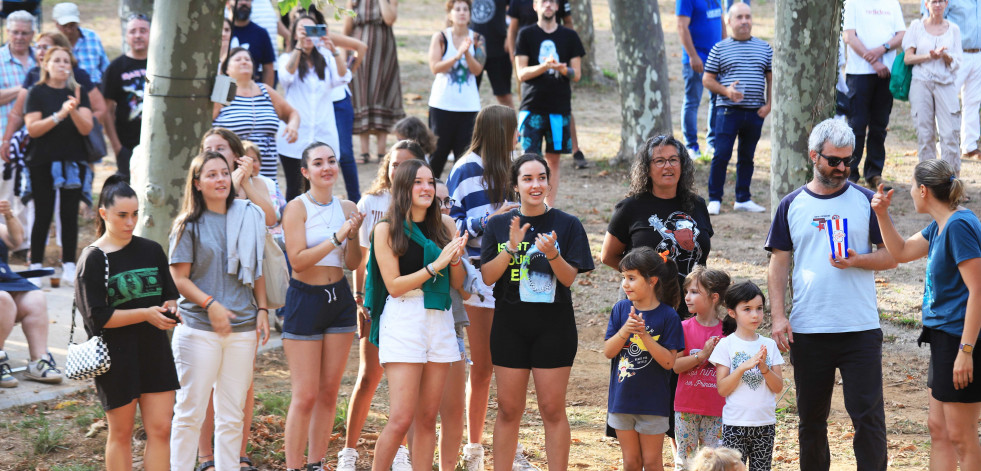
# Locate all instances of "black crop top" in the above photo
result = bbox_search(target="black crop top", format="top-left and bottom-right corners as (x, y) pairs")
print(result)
(398, 222), (431, 276)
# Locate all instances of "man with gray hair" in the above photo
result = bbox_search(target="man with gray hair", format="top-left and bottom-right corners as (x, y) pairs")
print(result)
(765, 117), (895, 471)
(0, 11), (36, 220)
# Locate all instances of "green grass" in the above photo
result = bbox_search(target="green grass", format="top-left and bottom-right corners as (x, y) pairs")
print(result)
(52, 464), (100, 471)
(73, 404), (106, 429)
(255, 390), (291, 417)
(19, 415), (68, 455)
(601, 68), (617, 81)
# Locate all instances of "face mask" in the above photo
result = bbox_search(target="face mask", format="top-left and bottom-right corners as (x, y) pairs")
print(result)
(234, 5), (252, 21)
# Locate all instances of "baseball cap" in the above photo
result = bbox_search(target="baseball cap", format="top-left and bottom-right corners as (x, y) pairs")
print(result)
(52, 3), (81, 25)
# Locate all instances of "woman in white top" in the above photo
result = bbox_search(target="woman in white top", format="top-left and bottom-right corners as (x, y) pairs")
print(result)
(281, 142), (364, 470)
(903, 0), (963, 173)
(426, 0), (485, 179)
(279, 15), (352, 203)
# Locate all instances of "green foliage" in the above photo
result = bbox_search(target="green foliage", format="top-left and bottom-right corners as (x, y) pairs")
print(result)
(19, 415), (67, 455)
(277, 0), (357, 20)
(602, 68), (617, 81)
(334, 399), (349, 433)
(256, 391), (291, 417)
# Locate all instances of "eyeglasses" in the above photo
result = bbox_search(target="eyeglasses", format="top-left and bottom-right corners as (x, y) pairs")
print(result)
(438, 197), (456, 209)
(817, 152), (852, 167)
(651, 157), (681, 168)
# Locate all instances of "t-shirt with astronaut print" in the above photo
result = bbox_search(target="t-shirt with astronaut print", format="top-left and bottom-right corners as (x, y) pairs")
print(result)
(605, 299), (685, 417)
(102, 55), (147, 149)
(513, 24), (585, 114)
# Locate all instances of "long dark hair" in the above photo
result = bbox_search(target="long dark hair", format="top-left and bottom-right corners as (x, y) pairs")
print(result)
(386, 159), (451, 256)
(509, 153), (550, 195)
(171, 151), (236, 245)
(628, 135), (698, 213)
(392, 117), (437, 155)
(96, 174), (137, 237)
(468, 105), (517, 204)
(619, 247), (682, 310)
(289, 15), (327, 81)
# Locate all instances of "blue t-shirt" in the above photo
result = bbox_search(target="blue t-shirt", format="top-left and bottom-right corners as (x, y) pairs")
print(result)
(231, 21), (276, 83)
(605, 299), (685, 417)
(676, 0), (724, 64)
(921, 210), (981, 337)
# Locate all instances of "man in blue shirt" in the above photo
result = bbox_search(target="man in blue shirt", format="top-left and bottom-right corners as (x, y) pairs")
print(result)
(677, 0), (725, 159)
(51, 3), (109, 87)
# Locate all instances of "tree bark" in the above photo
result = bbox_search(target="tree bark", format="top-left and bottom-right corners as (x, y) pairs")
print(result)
(131, 0), (225, 246)
(608, 0), (673, 164)
(569, 0), (598, 83)
(119, 0), (154, 51)
(770, 0), (843, 208)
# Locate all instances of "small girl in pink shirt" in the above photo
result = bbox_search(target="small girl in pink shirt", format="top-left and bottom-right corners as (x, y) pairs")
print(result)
(672, 267), (731, 469)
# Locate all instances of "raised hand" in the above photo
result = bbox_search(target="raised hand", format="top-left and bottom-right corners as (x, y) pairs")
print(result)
(340, 211), (366, 240)
(756, 345), (770, 373)
(870, 183), (893, 216)
(508, 216), (531, 253)
(458, 36), (473, 59)
(490, 202), (520, 218)
(624, 306), (647, 335)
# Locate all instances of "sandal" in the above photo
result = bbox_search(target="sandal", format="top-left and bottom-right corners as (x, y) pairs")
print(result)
(195, 460), (215, 471)
(360, 153), (370, 164)
(240, 456), (259, 471)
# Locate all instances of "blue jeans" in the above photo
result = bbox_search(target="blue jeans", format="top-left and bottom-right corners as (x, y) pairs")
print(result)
(333, 91), (361, 203)
(707, 106), (764, 203)
(681, 62), (716, 151)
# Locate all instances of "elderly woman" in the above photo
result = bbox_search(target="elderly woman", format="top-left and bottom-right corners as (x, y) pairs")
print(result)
(903, 0), (963, 174)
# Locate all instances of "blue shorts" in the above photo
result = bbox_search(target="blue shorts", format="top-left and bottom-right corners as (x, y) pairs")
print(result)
(281, 277), (357, 339)
(518, 111), (572, 155)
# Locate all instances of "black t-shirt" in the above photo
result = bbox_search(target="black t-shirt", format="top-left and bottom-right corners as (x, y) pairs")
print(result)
(398, 222), (433, 276)
(25, 83), (92, 167)
(481, 208), (594, 305)
(471, 0), (509, 58)
(231, 21), (276, 83)
(102, 55), (147, 149)
(507, 0), (569, 28)
(23, 66), (94, 93)
(514, 24), (584, 114)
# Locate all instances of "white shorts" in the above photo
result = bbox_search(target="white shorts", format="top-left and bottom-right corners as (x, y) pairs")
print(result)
(379, 289), (459, 364)
(463, 275), (495, 308)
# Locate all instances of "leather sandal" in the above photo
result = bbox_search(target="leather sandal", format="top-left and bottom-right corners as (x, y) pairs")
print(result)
(240, 456), (259, 471)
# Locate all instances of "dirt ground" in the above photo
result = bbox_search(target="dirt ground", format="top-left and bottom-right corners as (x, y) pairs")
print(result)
(0, 0), (967, 469)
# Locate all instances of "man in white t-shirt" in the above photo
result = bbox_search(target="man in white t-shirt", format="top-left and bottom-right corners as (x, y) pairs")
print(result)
(842, 0), (905, 190)
(765, 118), (897, 471)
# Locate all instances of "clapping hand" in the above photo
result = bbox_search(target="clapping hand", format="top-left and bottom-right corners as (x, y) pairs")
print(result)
(232, 156), (253, 189)
(340, 211), (366, 240)
(535, 231), (559, 260)
(59, 87), (80, 117)
(457, 36), (473, 60)
(622, 306), (647, 336)
(0, 200), (11, 219)
(756, 345), (771, 374)
(508, 216), (530, 254)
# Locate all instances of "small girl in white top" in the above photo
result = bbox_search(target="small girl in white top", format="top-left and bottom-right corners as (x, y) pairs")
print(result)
(708, 281), (783, 471)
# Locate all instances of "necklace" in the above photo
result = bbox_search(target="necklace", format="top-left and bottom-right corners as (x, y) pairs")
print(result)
(307, 191), (341, 239)
(518, 203), (549, 218)
(306, 191), (334, 206)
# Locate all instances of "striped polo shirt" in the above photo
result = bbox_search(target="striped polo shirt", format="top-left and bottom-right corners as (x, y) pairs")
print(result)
(705, 36), (773, 109)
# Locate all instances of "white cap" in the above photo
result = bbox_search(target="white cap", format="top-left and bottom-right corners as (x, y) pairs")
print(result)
(52, 3), (81, 25)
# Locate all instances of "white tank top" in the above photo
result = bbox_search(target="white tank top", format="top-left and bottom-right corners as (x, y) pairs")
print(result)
(428, 28), (481, 112)
(301, 192), (346, 267)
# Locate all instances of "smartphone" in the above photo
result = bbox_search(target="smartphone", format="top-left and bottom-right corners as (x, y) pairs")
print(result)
(164, 309), (182, 324)
(304, 24), (327, 37)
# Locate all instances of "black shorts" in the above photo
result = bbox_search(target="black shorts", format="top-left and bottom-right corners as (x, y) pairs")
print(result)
(281, 277), (358, 339)
(490, 301), (577, 369)
(476, 54), (512, 96)
(96, 323), (180, 411)
(923, 327), (981, 403)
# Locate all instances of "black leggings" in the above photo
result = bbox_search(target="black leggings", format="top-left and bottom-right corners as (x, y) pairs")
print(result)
(280, 155), (303, 203)
(30, 164), (84, 264)
(428, 107), (476, 179)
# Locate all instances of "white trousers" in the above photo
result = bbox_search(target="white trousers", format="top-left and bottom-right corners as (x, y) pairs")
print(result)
(958, 51), (981, 153)
(170, 325), (257, 471)
(910, 78), (962, 173)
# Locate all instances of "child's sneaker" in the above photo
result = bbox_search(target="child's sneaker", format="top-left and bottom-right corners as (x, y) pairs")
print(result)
(0, 351), (17, 388)
(512, 444), (540, 471)
(25, 352), (63, 384)
(336, 447), (358, 471)
(392, 445), (412, 471)
(462, 443), (484, 471)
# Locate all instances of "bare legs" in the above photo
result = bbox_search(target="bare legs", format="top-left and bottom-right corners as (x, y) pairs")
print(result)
(105, 391), (175, 471)
(371, 362), (450, 471)
(439, 358), (467, 470)
(465, 306), (494, 447)
(493, 366), (573, 471)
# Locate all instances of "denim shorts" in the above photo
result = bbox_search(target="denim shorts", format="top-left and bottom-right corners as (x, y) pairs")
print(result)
(281, 277), (357, 339)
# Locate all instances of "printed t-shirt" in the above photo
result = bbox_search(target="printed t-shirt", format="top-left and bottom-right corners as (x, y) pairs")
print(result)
(471, 0), (509, 58)
(676, 0), (724, 64)
(764, 182), (883, 334)
(843, 0), (906, 75)
(921, 210), (981, 337)
(514, 24), (585, 114)
(102, 55), (147, 149)
(25, 83), (92, 167)
(480, 207), (594, 305)
(704, 37), (772, 108)
(231, 21), (276, 83)
(358, 192), (392, 249)
(708, 334), (784, 426)
(605, 299), (685, 417)
(675, 317), (725, 417)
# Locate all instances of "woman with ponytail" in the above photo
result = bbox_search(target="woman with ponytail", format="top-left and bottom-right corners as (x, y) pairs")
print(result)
(75, 174), (181, 470)
(872, 159), (981, 469)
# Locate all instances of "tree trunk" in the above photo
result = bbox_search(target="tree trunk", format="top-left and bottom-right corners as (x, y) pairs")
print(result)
(569, 0), (598, 84)
(608, 0), (673, 164)
(770, 0), (843, 207)
(119, 0), (154, 51)
(131, 0), (225, 246)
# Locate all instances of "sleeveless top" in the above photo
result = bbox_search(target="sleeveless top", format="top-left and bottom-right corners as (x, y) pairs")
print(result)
(213, 83), (282, 181)
(398, 222), (432, 275)
(300, 192), (347, 267)
(428, 28), (481, 112)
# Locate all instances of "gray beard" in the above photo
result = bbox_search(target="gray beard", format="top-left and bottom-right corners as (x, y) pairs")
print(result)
(815, 170), (847, 190)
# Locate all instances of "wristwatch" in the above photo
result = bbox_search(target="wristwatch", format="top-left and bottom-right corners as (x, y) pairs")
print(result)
(961, 343), (974, 353)
(882, 43), (891, 52)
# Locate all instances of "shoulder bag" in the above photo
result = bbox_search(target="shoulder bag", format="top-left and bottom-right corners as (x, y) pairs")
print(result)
(65, 247), (111, 380)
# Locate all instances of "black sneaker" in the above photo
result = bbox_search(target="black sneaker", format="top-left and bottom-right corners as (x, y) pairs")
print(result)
(573, 150), (589, 169)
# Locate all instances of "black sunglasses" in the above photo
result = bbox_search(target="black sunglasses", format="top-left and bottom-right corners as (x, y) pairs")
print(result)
(817, 152), (852, 168)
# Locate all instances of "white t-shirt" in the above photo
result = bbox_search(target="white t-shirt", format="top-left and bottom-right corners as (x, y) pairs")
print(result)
(358, 191), (392, 248)
(843, 0), (907, 75)
(709, 334), (784, 427)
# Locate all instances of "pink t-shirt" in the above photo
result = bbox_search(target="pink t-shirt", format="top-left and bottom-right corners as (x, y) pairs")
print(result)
(674, 317), (725, 416)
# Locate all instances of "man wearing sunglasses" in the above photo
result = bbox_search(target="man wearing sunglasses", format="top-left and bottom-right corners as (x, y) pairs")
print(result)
(764, 118), (897, 471)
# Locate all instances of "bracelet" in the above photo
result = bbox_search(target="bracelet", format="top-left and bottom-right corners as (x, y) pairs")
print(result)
(201, 295), (213, 309)
(331, 232), (342, 246)
(424, 264), (435, 277)
(204, 297), (216, 310)
(257, 308), (268, 313)
(450, 257), (462, 266)
(504, 243), (518, 257)
(51, 113), (62, 124)
(619, 331), (629, 340)
(547, 252), (560, 261)
(355, 291), (365, 297)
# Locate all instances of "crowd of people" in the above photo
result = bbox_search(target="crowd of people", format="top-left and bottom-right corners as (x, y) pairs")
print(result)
(0, 0), (978, 471)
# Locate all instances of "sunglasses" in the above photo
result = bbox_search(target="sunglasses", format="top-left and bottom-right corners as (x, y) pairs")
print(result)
(817, 152), (852, 168)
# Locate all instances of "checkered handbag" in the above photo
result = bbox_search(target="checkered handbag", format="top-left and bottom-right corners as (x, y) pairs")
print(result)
(65, 248), (111, 380)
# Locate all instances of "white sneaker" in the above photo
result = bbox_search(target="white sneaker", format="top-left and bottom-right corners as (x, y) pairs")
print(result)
(392, 445), (412, 471)
(707, 200), (721, 215)
(28, 263), (43, 287)
(25, 352), (63, 384)
(733, 200), (766, 213)
(61, 262), (76, 287)
(462, 443), (484, 471)
(336, 447), (358, 471)
(512, 444), (539, 471)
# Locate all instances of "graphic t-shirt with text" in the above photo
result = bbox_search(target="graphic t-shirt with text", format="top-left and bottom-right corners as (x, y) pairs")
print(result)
(102, 55), (147, 149)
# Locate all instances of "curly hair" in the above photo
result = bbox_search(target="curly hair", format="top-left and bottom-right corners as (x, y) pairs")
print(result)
(627, 135), (698, 213)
